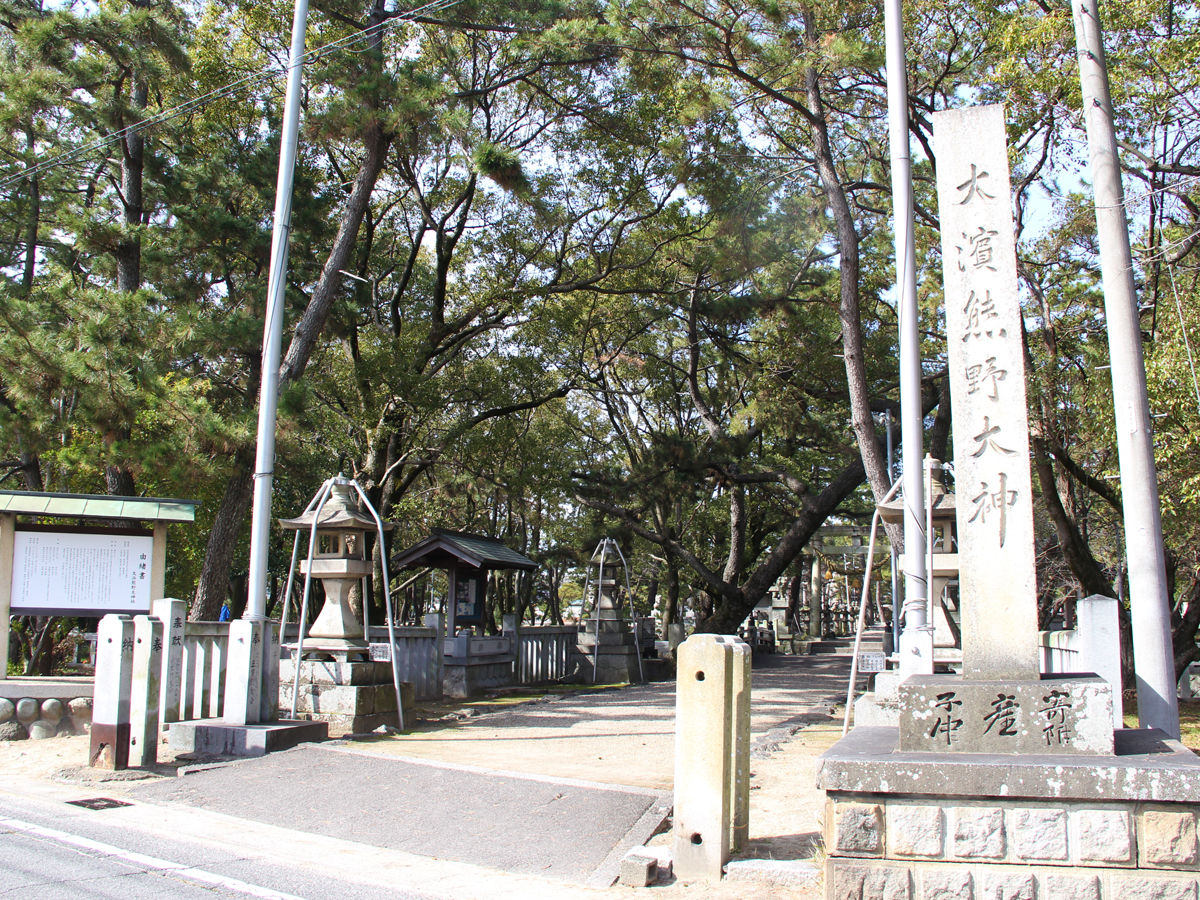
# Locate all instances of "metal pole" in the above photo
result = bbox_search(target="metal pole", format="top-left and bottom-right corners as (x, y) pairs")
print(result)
(887, 411), (900, 654)
(884, 0), (930, 676)
(1072, 0), (1179, 738)
(245, 0), (310, 622)
(845, 478), (902, 735)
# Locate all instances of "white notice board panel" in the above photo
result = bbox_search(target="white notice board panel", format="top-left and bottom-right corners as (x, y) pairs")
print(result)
(10, 530), (154, 616)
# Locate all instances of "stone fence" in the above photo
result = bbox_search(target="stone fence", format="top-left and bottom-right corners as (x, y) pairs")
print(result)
(512, 624), (577, 684)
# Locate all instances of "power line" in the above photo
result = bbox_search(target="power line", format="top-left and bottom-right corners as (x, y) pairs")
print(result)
(0, 0), (463, 195)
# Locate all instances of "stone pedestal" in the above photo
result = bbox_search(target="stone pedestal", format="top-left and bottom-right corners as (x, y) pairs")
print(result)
(818, 726), (1200, 900)
(279, 659), (413, 736)
(575, 618), (642, 684)
(442, 633), (516, 699)
(574, 575), (643, 684)
(898, 674), (1114, 755)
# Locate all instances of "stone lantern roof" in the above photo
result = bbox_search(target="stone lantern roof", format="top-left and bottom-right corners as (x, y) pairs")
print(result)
(279, 482), (393, 532)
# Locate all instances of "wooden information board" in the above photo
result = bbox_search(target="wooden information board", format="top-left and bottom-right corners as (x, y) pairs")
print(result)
(10, 527), (154, 616)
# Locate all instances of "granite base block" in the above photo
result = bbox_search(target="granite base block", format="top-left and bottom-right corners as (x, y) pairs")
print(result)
(819, 727), (1200, 899)
(168, 719), (328, 757)
(897, 674), (1113, 755)
(443, 658), (516, 699)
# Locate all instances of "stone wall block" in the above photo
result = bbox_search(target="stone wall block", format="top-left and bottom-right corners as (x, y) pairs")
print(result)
(1040, 873), (1100, 900)
(834, 803), (884, 856)
(1073, 808), (1133, 865)
(953, 807), (1006, 859)
(1110, 874), (1198, 900)
(918, 866), (972, 899)
(827, 861), (911, 900)
(978, 870), (1034, 900)
(1012, 807), (1068, 861)
(888, 805), (945, 858)
(863, 866), (912, 900)
(40, 699), (63, 723)
(15, 697), (38, 724)
(0, 720), (26, 740)
(0, 698), (13, 723)
(27, 719), (55, 739)
(1142, 809), (1200, 867)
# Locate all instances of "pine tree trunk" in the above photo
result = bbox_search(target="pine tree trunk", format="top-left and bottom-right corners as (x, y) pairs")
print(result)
(190, 462), (253, 621)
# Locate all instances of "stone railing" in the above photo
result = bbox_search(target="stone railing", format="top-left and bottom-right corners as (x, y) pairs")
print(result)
(511, 624), (578, 684)
(366, 621), (442, 701)
(153, 599), (229, 724)
(1039, 628), (1082, 675)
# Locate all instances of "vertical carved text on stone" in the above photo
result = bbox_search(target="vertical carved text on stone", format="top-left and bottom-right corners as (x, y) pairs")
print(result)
(983, 693), (1020, 736)
(930, 691), (964, 745)
(957, 164), (995, 205)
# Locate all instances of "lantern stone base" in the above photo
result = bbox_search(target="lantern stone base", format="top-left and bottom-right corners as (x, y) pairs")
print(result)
(167, 719), (328, 758)
(573, 619), (643, 684)
(279, 659), (414, 736)
(817, 726), (1200, 900)
(442, 654), (516, 699)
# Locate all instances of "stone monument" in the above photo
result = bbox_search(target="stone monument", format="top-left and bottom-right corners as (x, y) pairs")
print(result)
(573, 543), (643, 684)
(817, 104), (1200, 900)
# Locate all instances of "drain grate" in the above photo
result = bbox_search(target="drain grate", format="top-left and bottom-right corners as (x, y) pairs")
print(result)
(67, 798), (133, 810)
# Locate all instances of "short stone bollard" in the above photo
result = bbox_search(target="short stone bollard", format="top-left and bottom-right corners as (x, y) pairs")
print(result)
(90, 615), (135, 769)
(128, 615), (164, 767)
(90, 613), (165, 770)
(672, 634), (751, 881)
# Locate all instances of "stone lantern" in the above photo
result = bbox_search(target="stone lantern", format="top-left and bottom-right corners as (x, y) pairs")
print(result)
(280, 481), (392, 661)
(277, 479), (409, 736)
(877, 459), (961, 660)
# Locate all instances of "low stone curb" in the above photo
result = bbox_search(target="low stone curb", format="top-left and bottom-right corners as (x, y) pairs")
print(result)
(724, 858), (821, 887)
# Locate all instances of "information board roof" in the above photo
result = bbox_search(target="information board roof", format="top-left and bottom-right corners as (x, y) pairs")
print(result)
(0, 491), (198, 523)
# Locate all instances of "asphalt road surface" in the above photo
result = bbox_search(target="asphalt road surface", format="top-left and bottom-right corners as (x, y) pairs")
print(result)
(0, 792), (429, 900)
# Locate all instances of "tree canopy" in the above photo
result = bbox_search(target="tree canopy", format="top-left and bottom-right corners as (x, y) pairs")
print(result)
(3, 0), (1200, 665)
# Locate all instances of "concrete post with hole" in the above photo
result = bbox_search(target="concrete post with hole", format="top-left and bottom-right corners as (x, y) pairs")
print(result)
(672, 634), (751, 881)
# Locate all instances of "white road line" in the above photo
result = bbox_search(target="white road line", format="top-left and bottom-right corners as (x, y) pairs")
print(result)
(0, 815), (307, 900)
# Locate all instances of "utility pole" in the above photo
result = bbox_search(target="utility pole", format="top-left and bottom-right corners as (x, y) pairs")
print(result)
(226, 0), (310, 725)
(1073, 0), (1179, 738)
(884, 0), (931, 677)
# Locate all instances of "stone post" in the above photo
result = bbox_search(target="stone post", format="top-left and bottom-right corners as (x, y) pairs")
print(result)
(261, 621), (280, 722)
(1078, 594), (1123, 727)
(810, 559), (823, 638)
(128, 615), (163, 767)
(223, 619), (265, 725)
(154, 598), (187, 726)
(729, 637), (751, 852)
(673, 634), (751, 880)
(90, 615), (135, 770)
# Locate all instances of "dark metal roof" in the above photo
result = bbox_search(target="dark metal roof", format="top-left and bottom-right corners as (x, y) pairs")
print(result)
(0, 490), (197, 523)
(390, 529), (537, 572)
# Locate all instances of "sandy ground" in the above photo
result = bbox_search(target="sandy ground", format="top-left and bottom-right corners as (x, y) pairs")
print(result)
(0, 654), (852, 899)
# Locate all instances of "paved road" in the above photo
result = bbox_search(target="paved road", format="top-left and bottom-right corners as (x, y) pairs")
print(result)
(0, 792), (428, 900)
(131, 745), (671, 885)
